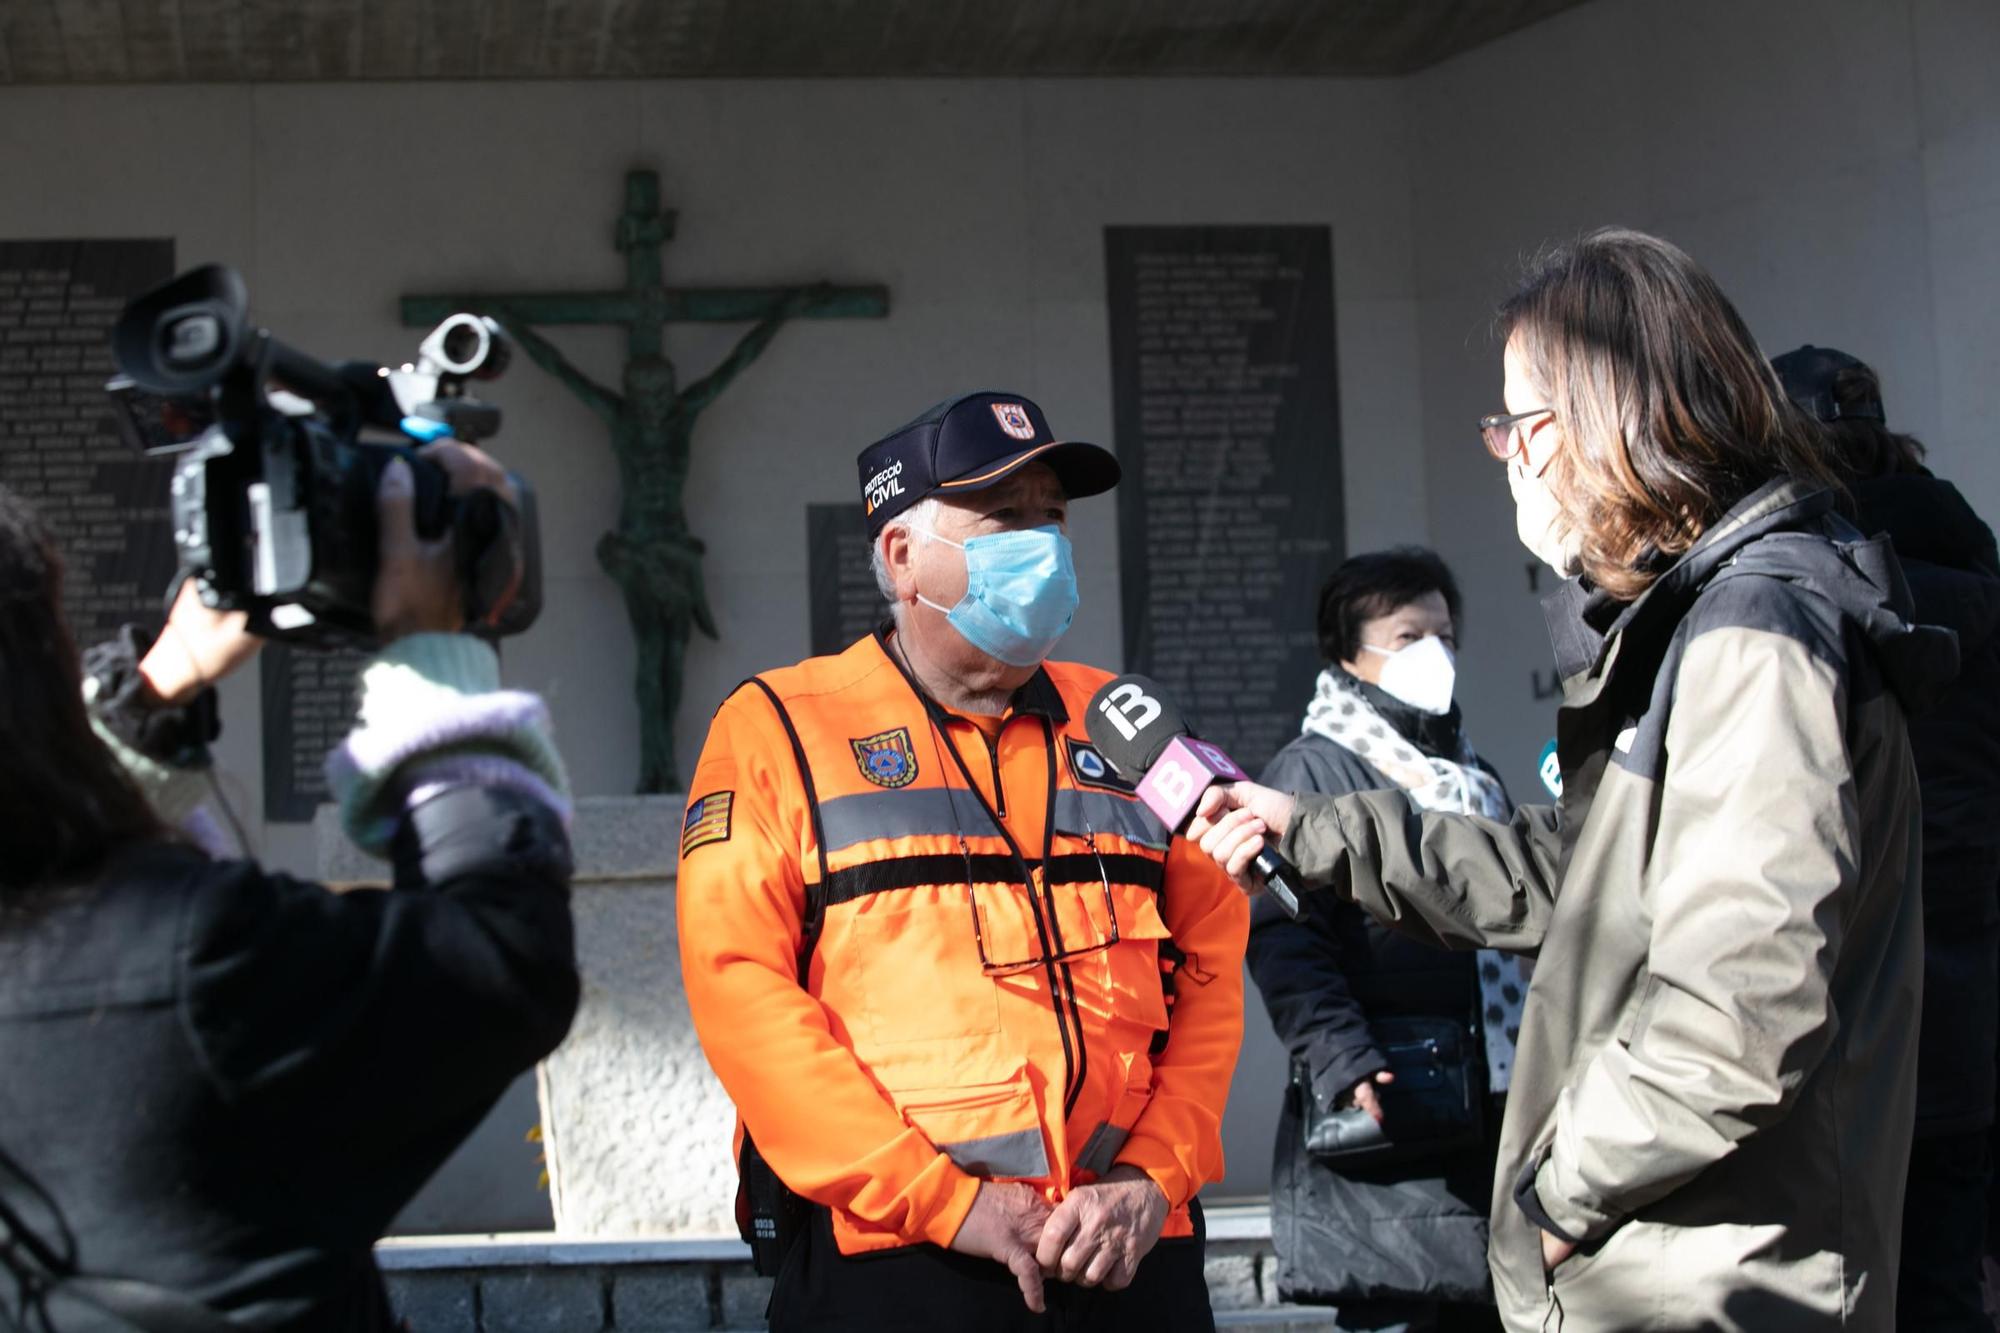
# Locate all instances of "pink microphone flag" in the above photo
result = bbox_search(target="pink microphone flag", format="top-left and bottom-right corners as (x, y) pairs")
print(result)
(1134, 735), (1249, 832)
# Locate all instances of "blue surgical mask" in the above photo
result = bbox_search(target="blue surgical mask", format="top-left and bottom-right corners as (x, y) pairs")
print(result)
(917, 524), (1079, 667)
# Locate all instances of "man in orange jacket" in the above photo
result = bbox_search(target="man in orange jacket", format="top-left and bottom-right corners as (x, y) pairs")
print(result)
(679, 391), (1249, 1331)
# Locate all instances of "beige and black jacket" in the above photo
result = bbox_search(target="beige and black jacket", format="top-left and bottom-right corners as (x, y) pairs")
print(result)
(1276, 480), (1957, 1332)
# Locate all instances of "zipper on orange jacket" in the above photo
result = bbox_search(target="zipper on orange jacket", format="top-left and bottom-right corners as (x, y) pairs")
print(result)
(981, 726), (1008, 818)
(906, 665), (1084, 1139)
(939, 715), (1083, 1125)
(1032, 721), (1090, 1121)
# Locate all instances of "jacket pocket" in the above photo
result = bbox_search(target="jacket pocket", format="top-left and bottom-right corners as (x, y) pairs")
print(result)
(831, 893), (1002, 1046)
(898, 1068), (1050, 1181)
(1101, 886), (1176, 1033)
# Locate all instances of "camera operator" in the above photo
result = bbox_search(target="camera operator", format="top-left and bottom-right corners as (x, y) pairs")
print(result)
(0, 445), (578, 1332)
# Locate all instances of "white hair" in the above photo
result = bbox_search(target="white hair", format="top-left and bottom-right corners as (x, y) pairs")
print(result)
(870, 496), (942, 605)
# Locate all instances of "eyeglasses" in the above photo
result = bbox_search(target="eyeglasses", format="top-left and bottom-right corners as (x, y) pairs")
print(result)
(1479, 407), (1553, 461)
(965, 831), (1122, 976)
(920, 713), (1123, 975)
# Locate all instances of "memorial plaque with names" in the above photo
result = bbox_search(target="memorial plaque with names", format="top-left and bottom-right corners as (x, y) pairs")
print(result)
(1106, 226), (1342, 776)
(808, 502), (882, 656)
(0, 240), (176, 646)
(262, 645), (371, 822)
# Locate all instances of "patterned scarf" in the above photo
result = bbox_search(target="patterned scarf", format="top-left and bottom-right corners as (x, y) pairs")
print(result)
(1300, 667), (1526, 1091)
(1299, 668), (1508, 819)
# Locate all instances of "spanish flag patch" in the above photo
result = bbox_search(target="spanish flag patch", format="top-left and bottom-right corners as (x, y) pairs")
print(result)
(681, 791), (734, 858)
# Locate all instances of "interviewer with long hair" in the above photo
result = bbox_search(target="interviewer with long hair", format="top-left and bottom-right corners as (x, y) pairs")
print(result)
(1190, 229), (1953, 1332)
(0, 447), (578, 1332)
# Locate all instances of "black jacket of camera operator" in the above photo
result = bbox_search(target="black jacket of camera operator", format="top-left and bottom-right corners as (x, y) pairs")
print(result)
(0, 678), (579, 1331)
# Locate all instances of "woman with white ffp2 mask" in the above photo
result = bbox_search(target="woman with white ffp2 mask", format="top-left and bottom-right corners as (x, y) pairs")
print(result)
(1242, 546), (1519, 1327)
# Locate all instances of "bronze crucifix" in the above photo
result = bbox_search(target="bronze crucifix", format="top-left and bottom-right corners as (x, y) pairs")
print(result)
(403, 170), (888, 792)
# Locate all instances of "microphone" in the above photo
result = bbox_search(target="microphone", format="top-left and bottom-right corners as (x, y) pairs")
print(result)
(1083, 674), (1303, 919)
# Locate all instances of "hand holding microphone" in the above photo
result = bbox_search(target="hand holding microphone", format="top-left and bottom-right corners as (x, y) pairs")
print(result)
(1083, 674), (1305, 918)
(1185, 783), (1299, 895)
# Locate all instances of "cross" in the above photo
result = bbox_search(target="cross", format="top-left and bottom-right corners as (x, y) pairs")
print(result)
(402, 169), (888, 793)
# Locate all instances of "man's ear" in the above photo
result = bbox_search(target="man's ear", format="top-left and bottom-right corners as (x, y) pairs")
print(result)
(881, 524), (917, 601)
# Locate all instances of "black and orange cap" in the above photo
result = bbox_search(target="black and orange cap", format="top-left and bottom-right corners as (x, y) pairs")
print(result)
(857, 391), (1120, 536)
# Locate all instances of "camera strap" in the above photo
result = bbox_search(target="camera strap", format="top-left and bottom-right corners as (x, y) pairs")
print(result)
(0, 1141), (236, 1333)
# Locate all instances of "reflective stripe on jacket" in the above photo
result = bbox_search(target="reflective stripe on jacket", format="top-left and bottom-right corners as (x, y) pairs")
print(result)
(678, 629), (1249, 1256)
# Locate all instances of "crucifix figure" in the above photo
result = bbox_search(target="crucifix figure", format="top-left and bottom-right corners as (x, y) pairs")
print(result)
(403, 170), (888, 793)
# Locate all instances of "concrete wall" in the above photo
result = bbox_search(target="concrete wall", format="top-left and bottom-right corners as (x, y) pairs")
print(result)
(1405, 0), (2000, 801)
(3, 75), (1423, 816)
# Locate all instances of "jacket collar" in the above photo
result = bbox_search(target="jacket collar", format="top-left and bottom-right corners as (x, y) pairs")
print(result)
(1334, 667), (1468, 760)
(1541, 478), (1839, 686)
(871, 621), (1069, 724)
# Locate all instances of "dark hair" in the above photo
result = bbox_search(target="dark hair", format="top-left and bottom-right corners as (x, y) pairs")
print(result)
(0, 486), (164, 890)
(1499, 228), (1838, 600)
(1316, 546), (1462, 664)
(1816, 361), (1929, 481)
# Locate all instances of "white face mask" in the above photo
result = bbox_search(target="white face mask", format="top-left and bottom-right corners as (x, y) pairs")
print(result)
(1359, 635), (1457, 715)
(1508, 455), (1584, 578)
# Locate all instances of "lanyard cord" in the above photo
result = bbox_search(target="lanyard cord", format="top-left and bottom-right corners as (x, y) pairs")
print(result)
(917, 697), (1057, 890)
(887, 629), (1050, 878)
(882, 626), (1112, 933)
(883, 631), (1106, 1117)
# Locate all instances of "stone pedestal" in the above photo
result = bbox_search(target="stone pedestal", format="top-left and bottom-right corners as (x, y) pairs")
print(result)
(320, 794), (738, 1236)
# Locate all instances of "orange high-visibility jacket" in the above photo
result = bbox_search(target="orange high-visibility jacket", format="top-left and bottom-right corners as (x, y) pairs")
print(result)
(677, 630), (1249, 1256)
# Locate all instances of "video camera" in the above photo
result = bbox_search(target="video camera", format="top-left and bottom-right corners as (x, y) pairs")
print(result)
(105, 264), (541, 648)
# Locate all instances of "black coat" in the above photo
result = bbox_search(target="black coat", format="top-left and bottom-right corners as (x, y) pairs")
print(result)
(0, 787), (579, 1331)
(1853, 473), (2000, 1137)
(1247, 681), (1505, 1306)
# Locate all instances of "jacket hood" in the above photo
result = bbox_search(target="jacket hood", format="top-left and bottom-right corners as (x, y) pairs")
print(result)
(1547, 479), (1961, 711)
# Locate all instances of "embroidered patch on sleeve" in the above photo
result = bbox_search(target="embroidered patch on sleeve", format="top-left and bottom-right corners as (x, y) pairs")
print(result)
(681, 791), (735, 857)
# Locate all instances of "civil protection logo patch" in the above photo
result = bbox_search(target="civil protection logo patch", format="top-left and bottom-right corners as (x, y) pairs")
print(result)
(991, 402), (1036, 441)
(1064, 736), (1135, 794)
(851, 727), (919, 788)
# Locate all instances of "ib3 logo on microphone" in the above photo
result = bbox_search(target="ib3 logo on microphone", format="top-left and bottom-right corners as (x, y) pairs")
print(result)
(1095, 681), (1163, 742)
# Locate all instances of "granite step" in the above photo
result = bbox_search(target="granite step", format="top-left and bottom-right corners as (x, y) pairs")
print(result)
(377, 1208), (1346, 1331)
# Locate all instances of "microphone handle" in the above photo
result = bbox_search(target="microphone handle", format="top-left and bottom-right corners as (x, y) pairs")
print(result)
(1251, 844), (1304, 920)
